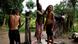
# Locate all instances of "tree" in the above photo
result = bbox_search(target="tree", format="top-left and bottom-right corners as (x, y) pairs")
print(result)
(26, 0), (35, 10)
(0, 0), (24, 29)
(54, 2), (65, 15)
(66, 0), (76, 32)
(54, 2), (67, 36)
(75, 1), (78, 19)
(25, 0), (35, 44)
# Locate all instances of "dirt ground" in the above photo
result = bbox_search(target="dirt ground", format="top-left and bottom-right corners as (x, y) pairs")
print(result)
(0, 30), (78, 44)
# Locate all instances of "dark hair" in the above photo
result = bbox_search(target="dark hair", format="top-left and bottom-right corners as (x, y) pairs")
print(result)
(14, 8), (19, 13)
(43, 5), (53, 16)
(46, 5), (53, 12)
(11, 8), (19, 15)
(11, 9), (16, 15)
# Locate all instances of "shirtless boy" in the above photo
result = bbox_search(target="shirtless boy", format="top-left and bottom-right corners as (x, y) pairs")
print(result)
(8, 9), (21, 44)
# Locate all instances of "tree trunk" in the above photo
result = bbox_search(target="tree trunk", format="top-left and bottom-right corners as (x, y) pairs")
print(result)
(25, 12), (31, 44)
(2, 17), (6, 26)
(66, 8), (74, 33)
(1, 13), (6, 32)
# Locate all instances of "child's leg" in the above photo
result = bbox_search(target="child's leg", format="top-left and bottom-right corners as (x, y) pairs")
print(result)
(40, 30), (42, 43)
(50, 36), (53, 44)
(15, 30), (20, 44)
(9, 30), (14, 44)
(38, 28), (42, 43)
(41, 24), (43, 37)
(47, 36), (49, 44)
(47, 35), (51, 44)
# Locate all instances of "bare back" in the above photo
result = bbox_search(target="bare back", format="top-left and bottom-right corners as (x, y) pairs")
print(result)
(10, 15), (20, 30)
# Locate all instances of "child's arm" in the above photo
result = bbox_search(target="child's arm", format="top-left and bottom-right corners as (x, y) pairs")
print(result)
(37, 10), (43, 15)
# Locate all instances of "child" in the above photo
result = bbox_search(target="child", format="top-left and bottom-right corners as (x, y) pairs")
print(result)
(45, 5), (55, 44)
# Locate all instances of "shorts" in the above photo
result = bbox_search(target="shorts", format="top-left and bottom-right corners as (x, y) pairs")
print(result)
(8, 30), (20, 44)
(46, 24), (53, 36)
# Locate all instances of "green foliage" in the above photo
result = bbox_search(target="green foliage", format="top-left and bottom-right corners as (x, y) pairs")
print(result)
(70, 0), (76, 7)
(30, 10), (37, 18)
(54, 2), (65, 15)
(74, 21), (78, 32)
(19, 24), (25, 32)
(19, 14), (36, 32)
(0, 0), (24, 26)
(0, 0), (24, 14)
(17, 16), (36, 32)
(30, 18), (36, 28)
(26, 0), (35, 9)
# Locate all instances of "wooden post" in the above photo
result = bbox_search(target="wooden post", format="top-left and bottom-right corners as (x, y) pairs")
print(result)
(25, 11), (31, 44)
